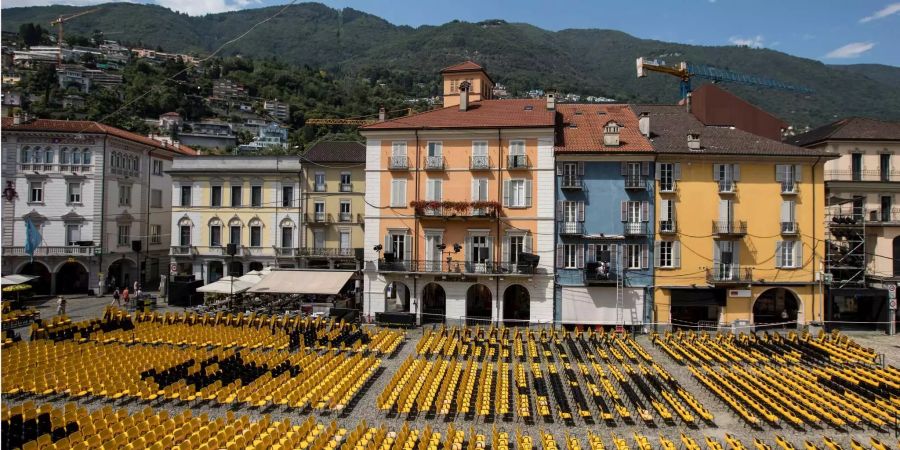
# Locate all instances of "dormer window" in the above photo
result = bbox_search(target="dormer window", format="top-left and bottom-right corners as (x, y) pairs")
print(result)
(687, 133), (701, 151)
(603, 121), (621, 147)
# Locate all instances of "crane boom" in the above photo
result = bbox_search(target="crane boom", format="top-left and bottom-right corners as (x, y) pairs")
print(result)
(50, 8), (100, 65)
(636, 57), (812, 99)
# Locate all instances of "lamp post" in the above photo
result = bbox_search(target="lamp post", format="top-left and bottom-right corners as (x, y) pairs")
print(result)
(227, 243), (238, 308)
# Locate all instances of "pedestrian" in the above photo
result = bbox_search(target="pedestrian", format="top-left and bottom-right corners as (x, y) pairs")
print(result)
(133, 280), (139, 294)
(111, 288), (121, 307)
(122, 287), (130, 305)
(56, 296), (66, 316)
(781, 309), (789, 329)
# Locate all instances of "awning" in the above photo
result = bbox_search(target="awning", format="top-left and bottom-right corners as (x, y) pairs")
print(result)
(196, 276), (253, 294)
(248, 270), (354, 295)
(1, 275), (38, 286)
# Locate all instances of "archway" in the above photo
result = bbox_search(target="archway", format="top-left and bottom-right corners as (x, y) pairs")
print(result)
(385, 281), (410, 313)
(107, 258), (136, 290)
(753, 288), (800, 330)
(421, 282), (446, 324)
(248, 262), (264, 272)
(208, 261), (224, 283)
(18, 262), (51, 295)
(466, 284), (493, 325)
(503, 284), (531, 325)
(228, 261), (244, 277)
(56, 262), (89, 295)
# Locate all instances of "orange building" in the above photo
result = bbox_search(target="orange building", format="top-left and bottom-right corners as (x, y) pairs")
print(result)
(360, 62), (557, 325)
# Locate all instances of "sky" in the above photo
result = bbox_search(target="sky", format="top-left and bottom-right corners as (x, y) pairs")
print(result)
(4, 0), (900, 66)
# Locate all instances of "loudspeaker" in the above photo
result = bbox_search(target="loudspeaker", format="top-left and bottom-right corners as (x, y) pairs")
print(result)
(383, 252), (395, 262)
(131, 240), (142, 252)
(354, 248), (365, 260)
(226, 243), (238, 256)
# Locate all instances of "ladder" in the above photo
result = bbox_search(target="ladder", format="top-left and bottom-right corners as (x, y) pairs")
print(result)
(614, 245), (625, 333)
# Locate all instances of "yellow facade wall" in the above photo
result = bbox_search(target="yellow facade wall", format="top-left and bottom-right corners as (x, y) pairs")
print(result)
(303, 165), (366, 250)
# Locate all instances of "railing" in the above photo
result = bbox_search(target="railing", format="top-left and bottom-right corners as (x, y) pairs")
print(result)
(339, 212), (352, 222)
(781, 222), (799, 235)
(558, 221), (584, 235)
(508, 154), (529, 169)
(780, 181), (798, 194)
(3, 245), (96, 256)
(470, 156), (491, 170)
(584, 261), (617, 284)
(301, 247), (359, 258)
(623, 222), (648, 235)
(659, 220), (677, 234)
(718, 179), (736, 193)
(425, 156), (445, 170)
(245, 246), (269, 256)
(659, 180), (676, 193)
(19, 163), (92, 174)
(706, 265), (752, 283)
(200, 246), (225, 256)
(377, 259), (536, 275)
(826, 169), (900, 182)
(414, 205), (498, 218)
(712, 220), (747, 236)
(389, 156), (409, 170)
(314, 183), (327, 192)
(170, 245), (197, 257)
(340, 183), (353, 192)
(561, 175), (583, 189)
(307, 212), (331, 224)
(866, 209), (900, 223)
(275, 247), (299, 256)
(624, 175), (646, 190)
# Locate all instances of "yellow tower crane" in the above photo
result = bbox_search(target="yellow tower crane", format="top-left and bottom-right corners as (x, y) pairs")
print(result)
(51, 8), (100, 65)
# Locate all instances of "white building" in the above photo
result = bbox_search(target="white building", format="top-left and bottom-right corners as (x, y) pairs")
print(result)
(263, 100), (290, 123)
(1, 116), (197, 295)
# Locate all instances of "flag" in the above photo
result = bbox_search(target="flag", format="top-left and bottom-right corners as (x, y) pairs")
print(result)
(24, 218), (42, 257)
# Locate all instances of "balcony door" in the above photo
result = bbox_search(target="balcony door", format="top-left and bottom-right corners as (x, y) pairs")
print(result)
(467, 235), (492, 273)
(714, 240), (738, 280)
(313, 230), (325, 251)
(425, 233), (443, 272)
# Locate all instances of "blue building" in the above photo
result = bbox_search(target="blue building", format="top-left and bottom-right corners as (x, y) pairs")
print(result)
(554, 105), (655, 327)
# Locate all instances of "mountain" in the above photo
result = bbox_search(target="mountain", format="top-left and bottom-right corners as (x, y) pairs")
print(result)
(4, 2), (900, 128)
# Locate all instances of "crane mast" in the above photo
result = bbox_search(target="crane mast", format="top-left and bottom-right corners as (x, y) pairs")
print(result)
(50, 8), (100, 65)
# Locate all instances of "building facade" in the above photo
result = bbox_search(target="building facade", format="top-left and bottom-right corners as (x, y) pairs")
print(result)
(790, 117), (900, 330)
(1, 117), (195, 295)
(167, 156), (302, 283)
(639, 105), (831, 329)
(554, 105), (655, 326)
(300, 141), (366, 270)
(361, 62), (556, 325)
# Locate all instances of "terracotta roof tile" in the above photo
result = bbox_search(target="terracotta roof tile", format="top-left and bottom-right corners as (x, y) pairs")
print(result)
(788, 117), (900, 147)
(440, 61), (485, 73)
(554, 104), (653, 153)
(304, 141), (365, 163)
(361, 99), (556, 131)
(1, 118), (197, 155)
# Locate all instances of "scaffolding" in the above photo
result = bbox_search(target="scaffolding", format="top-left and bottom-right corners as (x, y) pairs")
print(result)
(825, 198), (867, 288)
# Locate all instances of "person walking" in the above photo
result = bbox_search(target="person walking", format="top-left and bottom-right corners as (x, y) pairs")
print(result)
(122, 287), (130, 305)
(111, 288), (121, 307)
(56, 296), (67, 316)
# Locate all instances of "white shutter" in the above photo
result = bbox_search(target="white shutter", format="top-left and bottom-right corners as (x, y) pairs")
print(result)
(576, 244), (584, 269)
(525, 234), (533, 253)
(404, 234), (412, 262)
(794, 241), (803, 268)
(620, 201), (627, 222)
(465, 237), (473, 263)
(435, 180), (442, 201)
(719, 199), (731, 223)
(655, 163), (662, 180)
(794, 165), (802, 181)
(587, 244), (596, 262)
(713, 164), (722, 181)
(713, 241), (721, 267)
(556, 243), (564, 268)
(732, 164), (741, 181)
(674, 163), (682, 180)
(426, 180), (435, 201)
(502, 237), (510, 265)
(503, 180), (511, 207)
(775, 165), (784, 182)
(780, 201), (790, 223)
(641, 201), (649, 222)
(577, 201), (585, 222)
(775, 241), (784, 268)
(641, 244), (649, 269)
(486, 236), (494, 262)
(471, 179), (478, 201)
(557, 201), (564, 219)
(577, 162), (585, 175)
(390, 181), (398, 206)
(673, 241), (681, 268)
(654, 241), (662, 267)
(661, 200), (672, 222)
(384, 235), (391, 256)
(641, 161), (650, 176)
(556, 163), (563, 176)
(525, 180), (533, 207)
(621, 162), (627, 176)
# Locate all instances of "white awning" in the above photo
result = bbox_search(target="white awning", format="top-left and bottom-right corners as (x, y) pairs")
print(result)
(1, 274), (38, 286)
(248, 270), (354, 295)
(196, 277), (254, 294)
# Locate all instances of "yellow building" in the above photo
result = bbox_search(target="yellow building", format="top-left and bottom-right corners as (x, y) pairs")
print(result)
(300, 141), (366, 269)
(640, 105), (833, 328)
(168, 156), (303, 282)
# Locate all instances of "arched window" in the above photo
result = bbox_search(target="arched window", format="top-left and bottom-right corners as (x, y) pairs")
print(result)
(33, 147), (43, 164)
(178, 217), (193, 247)
(208, 218), (223, 247)
(82, 148), (91, 165)
(21, 146), (32, 163)
(44, 147), (54, 164)
(279, 218), (295, 248)
(228, 218), (243, 246)
(60, 147), (70, 165)
(73, 148), (82, 165)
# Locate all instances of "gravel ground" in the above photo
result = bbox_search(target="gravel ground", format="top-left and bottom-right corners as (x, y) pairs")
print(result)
(3, 308), (899, 449)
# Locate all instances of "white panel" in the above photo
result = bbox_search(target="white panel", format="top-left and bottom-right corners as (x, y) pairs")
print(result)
(364, 139), (382, 262)
(560, 287), (645, 325)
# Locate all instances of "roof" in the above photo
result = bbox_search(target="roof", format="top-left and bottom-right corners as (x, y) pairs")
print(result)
(554, 104), (653, 153)
(248, 270), (354, 295)
(1, 118), (197, 155)
(632, 105), (829, 157)
(440, 61), (494, 84)
(361, 99), (556, 131)
(304, 141), (365, 163)
(787, 117), (900, 147)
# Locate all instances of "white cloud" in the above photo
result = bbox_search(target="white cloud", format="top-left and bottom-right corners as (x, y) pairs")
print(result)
(729, 35), (765, 48)
(824, 42), (876, 58)
(860, 2), (900, 23)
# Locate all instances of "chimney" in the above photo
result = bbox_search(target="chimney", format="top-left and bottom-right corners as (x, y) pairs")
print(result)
(546, 93), (556, 111)
(687, 133), (701, 150)
(13, 111), (22, 125)
(378, 107), (386, 122)
(603, 121), (621, 147)
(638, 112), (650, 137)
(685, 92), (692, 113)
(458, 80), (471, 112)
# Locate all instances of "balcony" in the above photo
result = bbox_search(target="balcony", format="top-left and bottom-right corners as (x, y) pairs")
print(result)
(20, 163), (93, 174)
(340, 183), (353, 192)
(200, 246), (225, 256)
(561, 175), (583, 190)
(425, 156), (445, 170)
(389, 156), (409, 170)
(275, 247), (299, 257)
(377, 259), (536, 275)
(3, 245), (97, 257)
(300, 247), (358, 258)
(706, 265), (753, 284)
(470, 156), (491, 170)
(718, 180), (736, 194)
(780, 181), (798, 195)
(659, 220), (677, 235)
(307, 212), (332, 225)
(781, 222), (799, 235)
(866, 209), (900, 225)
(245, 246), (271, 256)
(411, 201), (500, 220)
(584, 261), (618, 285)
(558, 221), (584, 235)
(170, 245), (197, 257)
(624, 175), (646, 190)
(508, 154), (529, 169)
(712, 221), (747, 237)
(623, 222), (648, 236)
(659, 180), (676, 193)
(339, 212), (353, 222)
(826, 169), (900, 182)
(313, 183), (327, 192)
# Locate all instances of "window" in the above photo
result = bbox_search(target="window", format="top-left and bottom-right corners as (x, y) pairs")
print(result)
(509, 140), (525, 156)
(180, 185), (191, 207)
(505, 179), (531, 208)
(250, 225), (262, 247)
(881, 154), (891, 182)
(282, 186), (293, 207)
(426, 179), (442, 202)
(72, 149), (82, 165)
(210, 224), (222, 247)
(179, 225), (191, 247)
(507, 235), (525, 266)
(67, 182), (82, 204)
(508, 140), (526, 168)
(659, 199), (675, 233)
(150, 225), (161, 245)
(60, 148), (70, 165)
(340, 200), (352, 221)
(117, 225), (130, 246)
(390, 233), (407, 260)
(151, 189), (162, 208)
(852, 195), (864, 221)
(231, 186), (242, 207)
(776, 164), (799, 193)
(469, 235), (491, 265)
(251, 185), (262, 207)
(313, 229), (326, 249)
(152, 159), (163, 175)
(472, 141), (489, 169)
(658, 163), (680, 192)
(314, 172), (325, 192)
(622, 201), (646, 223)
(20, 146), (32, 164)
(390, 179), (407, 207)
(882, 195), (892, 222)
(211, 186), (222, 207)
(472, 178), (488, 208)
(426, 142), (443, 169)
(851, 153), (862, 181)
(118, 185), (132, 206)
(81, 149), (91, 165)
(624, 244), (647, 269)
(281, 226), (293, 248)
(229, 225), (241, 245)
(339, 230), (351, 251)
(44, 148), (54, 165)
(391, 142), (408, 161)
(781, 200), (797, 233)
(340, 173), (351, 191)
(66, 224), (81, 246)
(655, 241), (680, 268)
(314, 201), (326, 222)
(29, 181), (43, 203)
(33, 148), (43, 165)
(714, 164), (739, 192)
(776, 240), (802, 269)
(563, 244), (578, 269)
